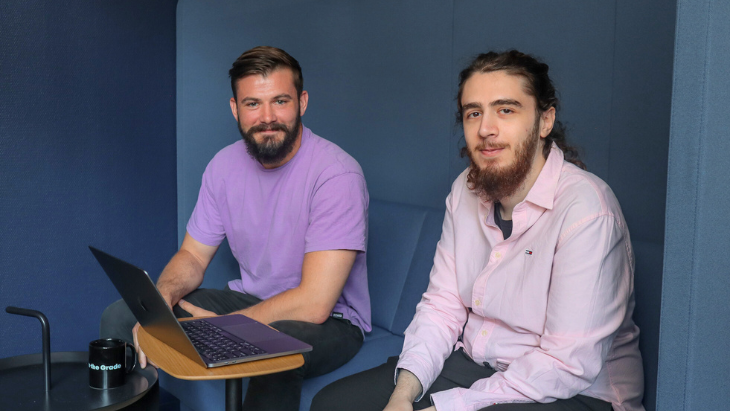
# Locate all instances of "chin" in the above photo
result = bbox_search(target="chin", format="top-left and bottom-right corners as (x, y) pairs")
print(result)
(477, 159), (504, 171)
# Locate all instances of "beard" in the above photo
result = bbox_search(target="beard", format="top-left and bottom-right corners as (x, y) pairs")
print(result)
(465, 118), (541, 202)
(238, 113), (301, 165)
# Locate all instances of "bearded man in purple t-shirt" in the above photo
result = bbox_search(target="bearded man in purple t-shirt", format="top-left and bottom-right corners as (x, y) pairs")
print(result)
(100, 46), (371, 411)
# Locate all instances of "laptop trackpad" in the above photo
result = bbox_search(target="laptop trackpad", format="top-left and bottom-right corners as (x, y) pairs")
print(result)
(225, 322), (284, 343)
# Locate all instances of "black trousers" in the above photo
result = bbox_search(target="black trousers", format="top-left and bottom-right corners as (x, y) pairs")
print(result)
(311, 349), (612, 411)
(100, 287), (364, 411)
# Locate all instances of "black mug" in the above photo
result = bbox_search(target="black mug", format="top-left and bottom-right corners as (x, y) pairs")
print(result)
(88, 338), (136, 389)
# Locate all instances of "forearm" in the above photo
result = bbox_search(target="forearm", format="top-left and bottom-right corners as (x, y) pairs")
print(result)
(156, 248), (207, 306)
(391, 369), (423, 404)
(234, 285), (332, 324)
(236, 249), (355, 324)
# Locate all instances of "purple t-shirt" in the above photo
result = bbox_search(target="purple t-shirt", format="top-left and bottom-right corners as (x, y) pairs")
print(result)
(187, 126), (371, 332)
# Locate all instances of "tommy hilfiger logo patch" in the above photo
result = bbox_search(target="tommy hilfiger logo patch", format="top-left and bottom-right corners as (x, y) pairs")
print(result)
(525, 249), (533, 255)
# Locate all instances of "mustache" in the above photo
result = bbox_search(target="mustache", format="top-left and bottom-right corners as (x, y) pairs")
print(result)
(248, 123), (289, 133)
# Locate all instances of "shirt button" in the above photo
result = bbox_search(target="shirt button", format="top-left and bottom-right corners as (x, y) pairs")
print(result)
(474, 299), (481, 306)
(481, 330), (488, 337)
(495, 252), (502, 259)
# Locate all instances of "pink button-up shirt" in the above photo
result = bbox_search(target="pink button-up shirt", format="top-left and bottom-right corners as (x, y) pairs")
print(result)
(397, 145), (644, 411)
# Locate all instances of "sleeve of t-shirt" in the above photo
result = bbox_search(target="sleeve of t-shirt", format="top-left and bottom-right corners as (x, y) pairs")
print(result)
(305, 171), (368, 253)
(186, 163), (226, 247)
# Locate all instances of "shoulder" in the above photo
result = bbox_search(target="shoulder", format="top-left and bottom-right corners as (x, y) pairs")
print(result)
(553, 162), (626, 229)
(304, 128), (365, 183)
(204, 140), (251, 176)
(446, 167), (478, 211)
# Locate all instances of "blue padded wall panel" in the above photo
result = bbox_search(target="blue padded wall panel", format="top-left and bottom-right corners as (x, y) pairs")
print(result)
(609, 0), (675, 246)
(608, 2), (676, 410)
(0, 0), (177, 358)
(659, 1), (730, 410)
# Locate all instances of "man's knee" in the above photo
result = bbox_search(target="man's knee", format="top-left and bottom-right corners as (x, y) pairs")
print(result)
(310, 361), (395, 411)
(311, 382), (342, 411)
(99, 299), (136, 343)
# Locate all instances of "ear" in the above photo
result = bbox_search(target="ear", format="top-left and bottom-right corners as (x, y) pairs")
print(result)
(230, 97), (239, 122)
(298, 90), (309, 117)
(539, 107), (556, 138)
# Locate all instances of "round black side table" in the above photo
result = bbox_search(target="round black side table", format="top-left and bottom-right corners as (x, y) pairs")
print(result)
(0, 351), (158, 411)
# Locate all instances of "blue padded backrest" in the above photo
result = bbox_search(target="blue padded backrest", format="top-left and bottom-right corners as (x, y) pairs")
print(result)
(631, 240), (663, 411)
(390, 208), (444, 335)
(367, 199), (444, 334)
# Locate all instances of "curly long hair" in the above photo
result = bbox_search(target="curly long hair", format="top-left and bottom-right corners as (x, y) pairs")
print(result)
(456, 50), (586, 170)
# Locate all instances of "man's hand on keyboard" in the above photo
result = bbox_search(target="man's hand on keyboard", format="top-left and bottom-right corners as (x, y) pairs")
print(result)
(178, 299), (216, 318)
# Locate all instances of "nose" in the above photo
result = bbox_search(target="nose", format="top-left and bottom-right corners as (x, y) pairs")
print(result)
(478, 113), (497, 139)
(259, 103), (277, 124)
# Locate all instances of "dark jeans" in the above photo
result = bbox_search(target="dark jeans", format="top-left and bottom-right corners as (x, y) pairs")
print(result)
(100, 287), (364, 411)
(311, 349), (612, 411)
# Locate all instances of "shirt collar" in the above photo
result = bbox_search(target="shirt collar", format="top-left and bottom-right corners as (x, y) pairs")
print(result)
(523, 142), (563, 210)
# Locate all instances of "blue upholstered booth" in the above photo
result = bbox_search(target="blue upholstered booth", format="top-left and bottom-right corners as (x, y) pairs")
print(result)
(160, 199), (445, 411)
(168, 2), (676, 410)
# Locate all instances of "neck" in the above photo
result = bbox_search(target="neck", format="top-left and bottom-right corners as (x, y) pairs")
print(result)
(498, 146), (547, 220)
(260, 124), (303, 169)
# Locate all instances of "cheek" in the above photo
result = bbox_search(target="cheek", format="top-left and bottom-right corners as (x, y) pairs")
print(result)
(464, 132), (480, 149)
(239, 112), (258, 126)
(463, 123), (480, 142)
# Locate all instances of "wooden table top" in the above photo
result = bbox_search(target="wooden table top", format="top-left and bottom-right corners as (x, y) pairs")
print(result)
(137, 318), (304, 381)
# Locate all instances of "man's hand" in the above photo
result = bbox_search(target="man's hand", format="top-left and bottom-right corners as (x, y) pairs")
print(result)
(383, 397), (413, 411)
(132, 322), (157, 369)
(178, 299), (216, 318)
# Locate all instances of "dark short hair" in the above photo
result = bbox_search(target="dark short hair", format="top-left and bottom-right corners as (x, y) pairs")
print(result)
(229, 46), (303, 99)
(456, 50), (585, 170)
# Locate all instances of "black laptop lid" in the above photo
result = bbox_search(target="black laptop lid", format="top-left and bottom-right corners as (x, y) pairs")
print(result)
(89, 246), (205, 367)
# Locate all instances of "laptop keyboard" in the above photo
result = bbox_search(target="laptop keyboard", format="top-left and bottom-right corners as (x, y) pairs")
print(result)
(181, 320), (267, 363)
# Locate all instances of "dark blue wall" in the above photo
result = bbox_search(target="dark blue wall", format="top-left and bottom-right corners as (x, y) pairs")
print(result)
(175, 1), (675, 410)
(658, 1), (730, 410)
(0, 1), (178, 358)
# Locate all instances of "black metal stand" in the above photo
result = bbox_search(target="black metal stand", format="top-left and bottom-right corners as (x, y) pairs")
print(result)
(225, 378), (243, 411)
(6, 306), (51, 392)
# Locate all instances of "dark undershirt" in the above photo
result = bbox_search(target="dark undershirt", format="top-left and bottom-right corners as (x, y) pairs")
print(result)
(493, 203), (513, 239)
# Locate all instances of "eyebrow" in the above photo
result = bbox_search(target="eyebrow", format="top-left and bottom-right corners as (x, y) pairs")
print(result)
(461, 102), (482, 111)
(490, 99), (523, 108)
(240, 93), (294, 103)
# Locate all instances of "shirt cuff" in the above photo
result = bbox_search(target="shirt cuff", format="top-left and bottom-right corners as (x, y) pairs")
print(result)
(430, 389), (466, 411)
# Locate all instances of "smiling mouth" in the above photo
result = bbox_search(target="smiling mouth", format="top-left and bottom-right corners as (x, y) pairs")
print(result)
(479, 147), (505, 157)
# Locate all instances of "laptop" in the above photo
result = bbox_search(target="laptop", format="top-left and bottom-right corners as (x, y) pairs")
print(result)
(89, 246), (312, 368)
